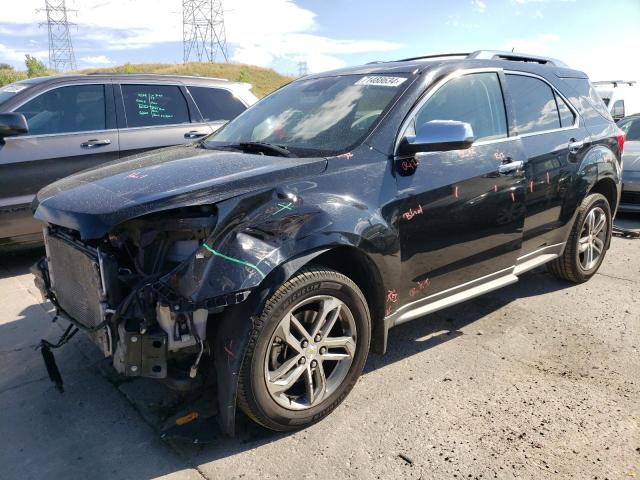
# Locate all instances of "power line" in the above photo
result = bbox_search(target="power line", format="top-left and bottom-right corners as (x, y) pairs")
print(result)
(183, 0), (229, 63)
(41, 0), (76, 71)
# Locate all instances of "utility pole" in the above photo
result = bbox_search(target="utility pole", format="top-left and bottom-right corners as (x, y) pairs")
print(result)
(42, 0), (76, 71)
(183, 0), (229, 63)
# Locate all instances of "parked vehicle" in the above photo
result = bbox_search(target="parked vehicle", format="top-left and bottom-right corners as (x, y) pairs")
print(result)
(617, 114), (640, 212)
(0, 74), (257, 250)
(593, 80), (640, 121)
(32, 51), (622, 434)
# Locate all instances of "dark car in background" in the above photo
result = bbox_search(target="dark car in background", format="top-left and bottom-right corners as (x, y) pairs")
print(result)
(617, 113), (640, 212)
(32, 51), (622, 434)
(0, 74), (257, 250)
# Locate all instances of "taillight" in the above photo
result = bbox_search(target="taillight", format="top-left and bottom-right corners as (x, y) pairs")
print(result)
(616, 126), (625, 154)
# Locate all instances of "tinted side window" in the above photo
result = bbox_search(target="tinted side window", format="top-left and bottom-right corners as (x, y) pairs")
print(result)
(556, 93), (576, 128)
(188, 86), (246, 122)
(619, 117), (640, 141)
(121, 84), (190, 128)
(612, 100), (625, 118)
(15, 84), (106, 135)
(415, 72), (507, 142)
(506, 74), (560, 134)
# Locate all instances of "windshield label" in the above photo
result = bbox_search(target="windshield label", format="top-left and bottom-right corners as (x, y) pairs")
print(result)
(1, 84), (28, 93)
(355, 76), (407, 88)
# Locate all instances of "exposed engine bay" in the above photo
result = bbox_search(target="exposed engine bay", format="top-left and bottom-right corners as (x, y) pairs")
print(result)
(34, 204), (247, 387)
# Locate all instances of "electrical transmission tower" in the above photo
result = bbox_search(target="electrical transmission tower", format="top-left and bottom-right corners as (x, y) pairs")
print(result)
(42, 0), (76, 71)
(183, 0), (229, 63)
(297, 60), (309, 77)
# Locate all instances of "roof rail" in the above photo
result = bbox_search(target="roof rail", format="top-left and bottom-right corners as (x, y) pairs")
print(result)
(593, 80), (637, 87)
(84, 72), (229, 82)
(467, 50), (567, 67)
(394, 53), (470, 63)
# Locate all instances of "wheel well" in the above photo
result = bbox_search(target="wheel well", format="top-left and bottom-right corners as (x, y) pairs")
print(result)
(310, 246), (386, 354)
(590, 177), (618, 212)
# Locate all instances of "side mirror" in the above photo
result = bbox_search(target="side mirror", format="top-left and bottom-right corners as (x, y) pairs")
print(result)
(0, 113), (28, 142)
(397, 120), (475, 156)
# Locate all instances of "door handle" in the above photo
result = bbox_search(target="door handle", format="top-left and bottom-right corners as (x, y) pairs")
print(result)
(184, 131), (207, 139)
(81, 139), (111, 149)
(498, 160), (524, 175)
(568, 138), (584, 153)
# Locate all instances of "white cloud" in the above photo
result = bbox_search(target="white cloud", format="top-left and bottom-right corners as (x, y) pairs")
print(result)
(535, 9), (543, 18)
(0, 43), (48, 66)
(80, 55), (113, 65)
(471, 0), (487, 12)
(0, 0), (403, 73)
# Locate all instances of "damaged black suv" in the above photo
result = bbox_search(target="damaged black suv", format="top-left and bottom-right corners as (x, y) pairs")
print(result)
(32, 51), (623, 434)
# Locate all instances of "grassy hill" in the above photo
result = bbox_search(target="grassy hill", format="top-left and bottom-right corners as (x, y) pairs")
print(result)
(76, 62), (294, 98)
(1, 62), (294, 98)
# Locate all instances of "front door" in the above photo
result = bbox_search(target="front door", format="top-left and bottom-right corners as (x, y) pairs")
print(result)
(0, 83), (118, 244)
(393, 71), (526, 309)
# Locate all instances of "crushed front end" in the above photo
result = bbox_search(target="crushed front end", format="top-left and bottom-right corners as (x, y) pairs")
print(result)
(33, 204), (251, 393)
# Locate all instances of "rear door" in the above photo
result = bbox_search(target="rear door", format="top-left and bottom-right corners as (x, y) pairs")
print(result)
(116, 83), (213, 158)
(396, 70), (527, 300)
(186, 85), (248, 133)
(0, 82), (117, 242)
(504, 72), (589, 255)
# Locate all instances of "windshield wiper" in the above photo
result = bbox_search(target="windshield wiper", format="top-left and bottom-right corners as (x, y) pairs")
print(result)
(226, 141), (296, 158)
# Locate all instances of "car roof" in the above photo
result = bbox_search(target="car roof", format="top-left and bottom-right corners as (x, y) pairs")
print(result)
(302, 50), (587, 81)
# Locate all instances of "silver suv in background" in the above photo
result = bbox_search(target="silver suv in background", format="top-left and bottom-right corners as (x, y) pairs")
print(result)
(0, 74), (258, 250)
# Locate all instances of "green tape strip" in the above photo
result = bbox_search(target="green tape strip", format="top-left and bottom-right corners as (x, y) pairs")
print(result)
(201, 243), (266, 279)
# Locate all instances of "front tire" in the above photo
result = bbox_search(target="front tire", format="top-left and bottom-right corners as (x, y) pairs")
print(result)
(548, 193), (612, 283)
(237, 266), (371, 431)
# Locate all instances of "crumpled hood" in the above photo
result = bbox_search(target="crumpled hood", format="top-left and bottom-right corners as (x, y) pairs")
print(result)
(623, 140), (640, 172)
(34, 144), (327, 239)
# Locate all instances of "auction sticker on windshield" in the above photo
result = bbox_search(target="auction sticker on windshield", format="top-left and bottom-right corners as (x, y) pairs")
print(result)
(355, 76), (407, 87)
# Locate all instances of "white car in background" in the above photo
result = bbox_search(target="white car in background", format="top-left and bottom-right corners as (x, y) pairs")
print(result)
(593, 80), (640, 121)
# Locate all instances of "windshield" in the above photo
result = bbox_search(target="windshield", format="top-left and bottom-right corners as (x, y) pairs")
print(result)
(204, 74), (410, 156)
(0, 82), (29, 105)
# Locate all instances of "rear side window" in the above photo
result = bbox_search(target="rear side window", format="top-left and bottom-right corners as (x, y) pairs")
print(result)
(612, 100), (625, 118)
(188, 86), (246, 122)
(15, 84), (106, 135)
(415, 72), (507, 142)
(556, 94), (576, 128)
(121, 84), (190, 128)
(506, 74), (561, 135)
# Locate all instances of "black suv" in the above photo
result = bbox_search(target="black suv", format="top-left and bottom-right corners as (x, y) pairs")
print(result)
(32, 51), (623, 434)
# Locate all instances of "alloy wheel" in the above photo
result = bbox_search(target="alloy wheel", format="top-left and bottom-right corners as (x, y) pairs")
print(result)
(264, 295), (357, 410)
(578, 206), (607, 270)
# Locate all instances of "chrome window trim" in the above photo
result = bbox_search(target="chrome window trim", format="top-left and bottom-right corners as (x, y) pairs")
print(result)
(117, 123), (204, 133)
(7, 128), (118, 140)
(503, 69), (580, 134)
(394, 67), (509, 154)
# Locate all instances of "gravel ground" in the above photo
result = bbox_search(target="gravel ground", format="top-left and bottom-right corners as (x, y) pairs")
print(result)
(0, 221), (638, 480)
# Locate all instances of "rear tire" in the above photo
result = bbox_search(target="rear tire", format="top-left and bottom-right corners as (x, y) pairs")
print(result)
(547, 193), (612, 283)
(237, 266), (371, 431)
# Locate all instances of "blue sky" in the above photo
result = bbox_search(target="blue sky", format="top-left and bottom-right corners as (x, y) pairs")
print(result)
(0, 0), (638, 81)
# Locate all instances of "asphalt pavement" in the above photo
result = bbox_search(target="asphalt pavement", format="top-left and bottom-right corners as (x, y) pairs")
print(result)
(1, 216), (638, 479)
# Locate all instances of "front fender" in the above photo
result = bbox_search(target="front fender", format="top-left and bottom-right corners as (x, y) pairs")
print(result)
(167, 184), (397, 306)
